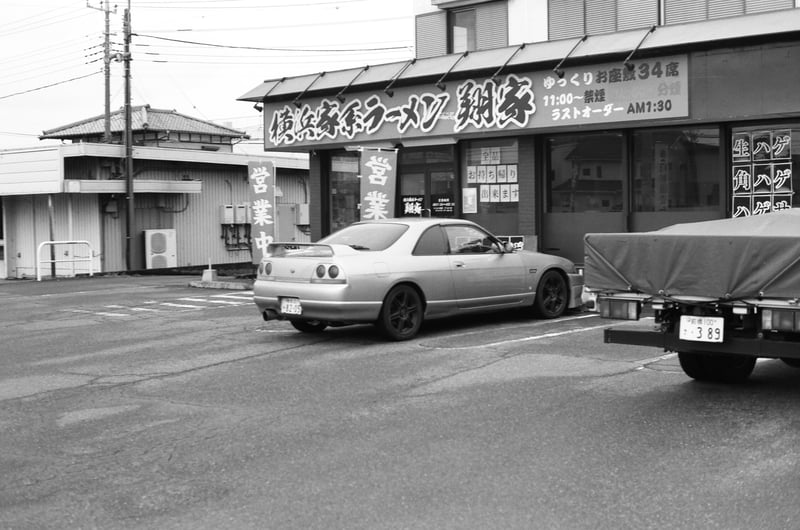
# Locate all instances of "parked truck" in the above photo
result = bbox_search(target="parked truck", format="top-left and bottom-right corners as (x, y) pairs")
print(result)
(584, 209), (800, 383)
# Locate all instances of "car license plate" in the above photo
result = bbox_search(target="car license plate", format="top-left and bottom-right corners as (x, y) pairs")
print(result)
(280, 297), (302, 315)
(679, 315), (724, 343)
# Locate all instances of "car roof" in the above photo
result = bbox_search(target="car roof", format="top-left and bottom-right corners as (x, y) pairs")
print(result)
(355, 218), (477, 228)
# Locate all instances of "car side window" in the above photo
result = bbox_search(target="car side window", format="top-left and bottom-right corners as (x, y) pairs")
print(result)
(443, 225), (500, 254)
(413, 226), (448, 256)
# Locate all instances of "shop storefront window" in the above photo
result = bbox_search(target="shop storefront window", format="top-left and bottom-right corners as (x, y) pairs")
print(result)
(546, 133), (623, 213)
(731, 124), (798, 217)
(462, 139), (519, 213)
(631, 128), (720, 212)
(399, 146), (456, 217)
(330, 153), (360, 233)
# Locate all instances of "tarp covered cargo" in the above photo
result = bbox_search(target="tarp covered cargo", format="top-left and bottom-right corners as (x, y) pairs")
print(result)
(584, 209), (800, 299)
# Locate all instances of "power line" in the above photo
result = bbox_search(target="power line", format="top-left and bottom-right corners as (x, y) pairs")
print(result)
(133, 0), (366, 8)
(133, 33), (410, 53)
(0, 71), (101, 101)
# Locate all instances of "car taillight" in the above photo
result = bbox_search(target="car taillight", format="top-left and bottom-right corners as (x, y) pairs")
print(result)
(312, 263), (346, 284)
(258, 261), (273, 278)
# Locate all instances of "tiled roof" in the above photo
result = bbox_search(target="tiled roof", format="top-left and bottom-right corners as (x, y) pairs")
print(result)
(40, 105), (248, 140)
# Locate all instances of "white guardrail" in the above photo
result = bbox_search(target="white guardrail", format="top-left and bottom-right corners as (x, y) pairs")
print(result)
(36, 240), (95, 281)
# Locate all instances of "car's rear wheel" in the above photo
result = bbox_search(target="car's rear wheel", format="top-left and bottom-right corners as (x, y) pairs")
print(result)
(678, 352), (755, 383)
(290, 319), (328, 333)
(534, 269), (568, 318)
(377, 285), (423, 341)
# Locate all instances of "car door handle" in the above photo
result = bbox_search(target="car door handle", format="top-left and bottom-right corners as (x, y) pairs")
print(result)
(454, 261), (465, 268)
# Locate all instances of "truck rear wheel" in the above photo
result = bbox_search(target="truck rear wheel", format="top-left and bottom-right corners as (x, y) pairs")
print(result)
(678, 353), (755, 383)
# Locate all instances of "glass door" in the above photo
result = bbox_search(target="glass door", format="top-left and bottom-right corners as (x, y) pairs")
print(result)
(398, 146), (457, 217)
(542, 132), (626, 265)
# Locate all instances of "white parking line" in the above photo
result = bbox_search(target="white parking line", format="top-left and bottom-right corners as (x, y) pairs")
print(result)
(69, 309), (131, 318)
(482, 322), (612, 348)
(160, 302), (204, 309)
(211, 293), (253, 301)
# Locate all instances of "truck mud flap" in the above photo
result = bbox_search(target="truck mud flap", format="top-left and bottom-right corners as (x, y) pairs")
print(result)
(604, 328), (800, 359)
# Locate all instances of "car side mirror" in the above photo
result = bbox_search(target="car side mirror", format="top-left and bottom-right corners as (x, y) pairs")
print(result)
(503, 242), (515, 253)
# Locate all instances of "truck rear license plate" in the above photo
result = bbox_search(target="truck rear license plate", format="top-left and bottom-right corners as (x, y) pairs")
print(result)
(280, 297), (302, 315)
(679, 315), (724, 343)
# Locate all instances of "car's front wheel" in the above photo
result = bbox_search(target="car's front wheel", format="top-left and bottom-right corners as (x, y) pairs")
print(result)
(534, 269), (568, 318)
(377, 285), (423, 341)
(290, 319), (328, 333)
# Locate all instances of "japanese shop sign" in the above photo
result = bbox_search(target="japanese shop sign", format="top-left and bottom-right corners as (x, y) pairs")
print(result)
(247, 160), (276, 264)
(359, 150), (397, 221)
(731, 130), (792, 217)
(263, 55), (688, 150)
(401, 195), (425, 216)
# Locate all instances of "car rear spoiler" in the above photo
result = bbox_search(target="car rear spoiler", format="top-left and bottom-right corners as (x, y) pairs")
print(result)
(266, 243), (334, 258)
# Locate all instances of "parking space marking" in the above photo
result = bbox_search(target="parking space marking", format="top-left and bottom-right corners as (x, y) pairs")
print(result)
(159, 302), (205, 309)
(69, 309), (132, 318)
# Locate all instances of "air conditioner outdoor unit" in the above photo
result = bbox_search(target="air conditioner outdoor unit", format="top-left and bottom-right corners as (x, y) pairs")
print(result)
(144, 229), (177, 269)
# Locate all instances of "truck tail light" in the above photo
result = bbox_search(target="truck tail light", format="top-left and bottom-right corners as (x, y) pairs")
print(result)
(598, 297), (641, 320)
(762, 308), (800, 332)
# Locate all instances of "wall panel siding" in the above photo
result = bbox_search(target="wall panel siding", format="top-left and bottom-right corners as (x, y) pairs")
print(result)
(709, 0), (744, 18)
(549, 0), (584, 40)
(746, 0), (794, 13)
(618, 0), (659, 30)
(586, 0), (616, 35)
(477, 1), (509, 50)
(171, 165), (253, 268)
(665, 0), (707, 24)
(6, 194), (102, 278)
(416, 11), (448, 59)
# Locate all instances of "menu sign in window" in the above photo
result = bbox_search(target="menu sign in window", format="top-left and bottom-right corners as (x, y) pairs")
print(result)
(731, 130), (792, 217)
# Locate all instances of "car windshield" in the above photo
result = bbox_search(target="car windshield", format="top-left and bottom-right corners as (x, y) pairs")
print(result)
(319, 223), (408, 251)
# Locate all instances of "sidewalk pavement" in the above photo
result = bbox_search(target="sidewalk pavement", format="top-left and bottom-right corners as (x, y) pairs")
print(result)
(0, 273), (253, 292)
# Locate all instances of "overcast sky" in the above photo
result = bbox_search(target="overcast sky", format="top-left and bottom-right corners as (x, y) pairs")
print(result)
(0, 0), (415, 149)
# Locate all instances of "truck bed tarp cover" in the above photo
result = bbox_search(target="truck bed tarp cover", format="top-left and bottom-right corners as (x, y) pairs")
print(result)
(584, 209), (800, 299)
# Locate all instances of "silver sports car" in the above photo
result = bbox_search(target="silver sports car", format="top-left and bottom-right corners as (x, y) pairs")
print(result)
(254, 218), (584, 340)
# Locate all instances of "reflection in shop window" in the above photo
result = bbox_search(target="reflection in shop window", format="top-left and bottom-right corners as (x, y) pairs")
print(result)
(330, 154), (360, 233)
(547, 133), (623, 213)
(632, 128), (720, 212)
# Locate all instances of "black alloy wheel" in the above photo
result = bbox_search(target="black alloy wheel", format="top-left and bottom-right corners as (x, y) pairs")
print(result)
(378, 285), (423, 341)
(534, 269), (568, 318)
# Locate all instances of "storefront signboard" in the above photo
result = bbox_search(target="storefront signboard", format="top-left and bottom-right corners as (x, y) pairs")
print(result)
(247, 160), (276, 264)
(263, 55), (689, 150)
(731, 130), (792, 217)
(401, 195), (425, 216)
(359, 149), (397, 221)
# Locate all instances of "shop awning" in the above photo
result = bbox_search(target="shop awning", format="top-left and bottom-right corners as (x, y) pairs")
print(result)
(239, 8), (800, 103)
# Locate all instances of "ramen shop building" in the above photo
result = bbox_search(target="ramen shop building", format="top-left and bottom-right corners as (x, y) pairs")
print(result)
(239, 0), (800, 265)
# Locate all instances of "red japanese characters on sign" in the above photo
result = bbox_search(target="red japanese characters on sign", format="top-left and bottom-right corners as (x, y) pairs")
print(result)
(247, 160), (276, 264)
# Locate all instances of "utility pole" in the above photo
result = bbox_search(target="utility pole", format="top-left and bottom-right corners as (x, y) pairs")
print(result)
(87, 0), (116, 143)
(123, 3), (134, 271)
